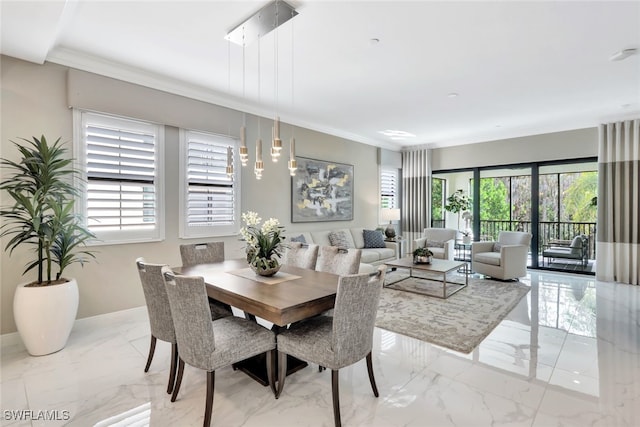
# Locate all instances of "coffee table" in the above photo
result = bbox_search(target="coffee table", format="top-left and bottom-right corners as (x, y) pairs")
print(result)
(384, 257), (468, 299)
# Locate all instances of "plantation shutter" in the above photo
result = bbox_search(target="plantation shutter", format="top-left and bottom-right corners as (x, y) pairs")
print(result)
(183, 131), (236, 233)
(86, 125), (157, 231)
(381, 168), (399, 209)
(77, 110), (164, 244)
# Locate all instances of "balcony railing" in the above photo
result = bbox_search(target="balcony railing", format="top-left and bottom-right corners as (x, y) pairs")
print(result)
(479, 220), (596, 259)
(429, 219), (596, 259)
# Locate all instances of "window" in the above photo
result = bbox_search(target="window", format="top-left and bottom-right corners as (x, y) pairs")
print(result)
(179, 130), (239, 238)
(380, 168), (399, 210)
(431, 177), (446, 227)
(74, 110), (164, 244)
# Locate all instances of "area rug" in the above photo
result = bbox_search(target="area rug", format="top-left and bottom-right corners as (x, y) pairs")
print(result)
(376, 272), (530, 353)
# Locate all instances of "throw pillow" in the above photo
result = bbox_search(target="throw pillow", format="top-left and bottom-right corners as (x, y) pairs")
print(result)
(363, 229), (386, 248)
(290, 234), (306, 243)
(426, 240), (445, 248)
(493, 243), (502, 252)
(328, 231), (350, 248)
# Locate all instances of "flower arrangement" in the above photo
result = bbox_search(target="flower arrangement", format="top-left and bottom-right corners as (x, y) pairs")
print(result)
(240, 211), (286, 274)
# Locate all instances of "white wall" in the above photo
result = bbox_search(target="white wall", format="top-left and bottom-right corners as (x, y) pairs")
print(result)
(0, 56), (380, 334)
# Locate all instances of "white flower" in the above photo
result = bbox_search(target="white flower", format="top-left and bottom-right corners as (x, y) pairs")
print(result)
(262, 217), (280, 234)
(242, 211), (261, 227)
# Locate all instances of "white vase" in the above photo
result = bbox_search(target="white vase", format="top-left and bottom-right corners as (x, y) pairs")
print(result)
(13, 278), (79, 356)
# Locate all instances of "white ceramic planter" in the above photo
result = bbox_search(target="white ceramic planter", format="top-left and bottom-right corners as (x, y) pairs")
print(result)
(13, 278), (79, 356)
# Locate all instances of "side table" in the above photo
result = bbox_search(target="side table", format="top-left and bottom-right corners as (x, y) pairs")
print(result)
(385, 237), (405, 259)
(454, 240), (473, 273)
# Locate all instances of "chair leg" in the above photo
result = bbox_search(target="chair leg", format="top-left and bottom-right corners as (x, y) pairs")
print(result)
(366, 352), (379, 397)
(144, 335), (157, 372)
(331, 370), (341, 427)
(167, 343), (178, 394)
(203, 371), (215, 427)
(171, 358), (185, 402)
(276, 351), (288, 399)
(266, 349), (277, 397)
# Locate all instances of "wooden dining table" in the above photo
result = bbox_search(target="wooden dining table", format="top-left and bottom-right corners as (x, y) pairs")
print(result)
(173, 258), (341, 385)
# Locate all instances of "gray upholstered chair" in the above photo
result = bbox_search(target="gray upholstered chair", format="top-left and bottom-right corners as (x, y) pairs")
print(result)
(316, 246), (362, 275)
(471, 231), (532, 280)
(179, 242), (233, 320)
(135, 258), (178, 394)
(275, 266), (386, 427)
(179, 242), (225, 266)
(161, 268), (277, 427)
(284, 242), (320, 269)
(413, 228), (457, 260)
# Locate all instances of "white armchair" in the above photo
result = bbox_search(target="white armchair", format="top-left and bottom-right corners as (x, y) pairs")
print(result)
(413, 228), (457, 261)
(471, 231), (532, 280)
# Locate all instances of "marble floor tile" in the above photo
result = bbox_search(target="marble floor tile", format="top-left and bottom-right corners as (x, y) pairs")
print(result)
(2, 270), (639, 426)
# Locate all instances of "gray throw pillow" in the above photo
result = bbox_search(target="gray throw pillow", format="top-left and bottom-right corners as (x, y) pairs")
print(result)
(290, 234), (306, 243)
(363, 229), (386, 248)
(426, 240), (445, 248)
(328, 231), (350, 248)
(493, 243), (502, 252)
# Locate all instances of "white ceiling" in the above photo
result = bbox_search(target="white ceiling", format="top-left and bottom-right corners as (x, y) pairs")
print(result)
(2, 1), (639, 150)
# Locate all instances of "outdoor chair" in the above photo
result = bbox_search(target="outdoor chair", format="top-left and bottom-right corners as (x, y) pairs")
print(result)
(275, 266), (387, 427)
(413, 228), (457, 260)
(135, 258), (178, 394)
(471, 231), (532, 280)
(161, 268), (277, 427)
(542, 234), (589, 267)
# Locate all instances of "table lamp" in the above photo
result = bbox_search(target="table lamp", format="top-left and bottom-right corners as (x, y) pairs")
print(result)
(381, 208), (400, 239)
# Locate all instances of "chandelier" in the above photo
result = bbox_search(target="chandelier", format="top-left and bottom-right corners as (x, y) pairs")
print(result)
(226, 0), (299, 179)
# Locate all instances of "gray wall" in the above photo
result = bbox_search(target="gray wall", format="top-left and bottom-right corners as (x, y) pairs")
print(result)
(430, 128), (598, 171)
(0, 56), (380, 334)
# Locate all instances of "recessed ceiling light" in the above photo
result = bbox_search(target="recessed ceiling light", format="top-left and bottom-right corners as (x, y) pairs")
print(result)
(447, 92), (459, 98)
(378, 130), (416, 139)
(609, 48), (638, 61)
(369, 38), (380, 45)
(621, 103), (632, 108)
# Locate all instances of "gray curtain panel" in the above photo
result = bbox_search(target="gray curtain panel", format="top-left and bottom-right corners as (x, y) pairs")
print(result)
(401, 149), (430, 245)
(596, 119), (640, 285)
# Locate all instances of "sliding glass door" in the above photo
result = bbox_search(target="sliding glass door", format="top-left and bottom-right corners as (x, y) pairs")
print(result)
(432, 158), (597, 275)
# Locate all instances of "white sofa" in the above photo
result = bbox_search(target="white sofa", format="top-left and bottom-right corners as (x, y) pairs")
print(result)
(287, 227), (398, 273)
(413, 228), (457, 261)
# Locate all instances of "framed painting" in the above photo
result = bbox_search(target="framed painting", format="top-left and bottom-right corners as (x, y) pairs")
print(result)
(291, 157), (354, 223)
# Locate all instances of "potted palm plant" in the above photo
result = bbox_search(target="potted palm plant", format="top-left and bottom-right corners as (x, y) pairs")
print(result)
(1, 136), (95, 355)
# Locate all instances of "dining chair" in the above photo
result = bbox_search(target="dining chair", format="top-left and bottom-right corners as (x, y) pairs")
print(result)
(275, 266), (386, 427)
(316, 246), (362, 275)
(161, 267), (277, 427)
(179, 242), (233, 320)
(135, 258), (178, 395)
(284, 242), (320, 269)
(179, 242), (225, 266)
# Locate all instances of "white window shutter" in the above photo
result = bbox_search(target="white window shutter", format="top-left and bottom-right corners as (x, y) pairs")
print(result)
(180, 130), (239, 238)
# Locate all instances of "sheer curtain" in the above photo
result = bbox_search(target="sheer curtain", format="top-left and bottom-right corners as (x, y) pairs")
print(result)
(596, 119), (639, 285)
(401, 149), (429, 248)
